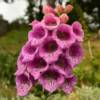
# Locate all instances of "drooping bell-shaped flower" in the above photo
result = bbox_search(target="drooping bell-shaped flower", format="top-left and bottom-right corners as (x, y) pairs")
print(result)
(39, 38), (62, 63)
(42, 13), (60, 30)
(38, 68), (64, 93)
(53, 24), (75, 48)
(15, 4), (84, 96)
(53, 54), (73, 77)
(66, 42), (83, 68)
(15, 54), (27, 75)
(72, 21), (84, 42)
(21, 41), (38, 62)
(30, 20), (39, 30)
(16, 73), (35, 96)
(27, 56), (48, 80)
(61, 75), (77, 94)
(28, 23), (48, 46)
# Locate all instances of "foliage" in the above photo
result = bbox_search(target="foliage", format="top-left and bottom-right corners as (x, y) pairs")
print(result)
(74, 46), (100, 86)
(0, 53), (16, 84)
(76, 86), (100, 100)
(0, 28), (29, 84)
(0, 84), (100, 100)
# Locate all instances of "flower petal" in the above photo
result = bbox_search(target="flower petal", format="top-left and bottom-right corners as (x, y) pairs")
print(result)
(42, 13), (60, 30)
(38, 68), (64, 93)
(21, 41), (38, 62)
(28, 23), (48, 46)
(53, 24), (75, 48)
(54, 54), (73, 77)
(39, 38), (62, 63)
(27, 56), (48, 80)
(16, 73), (35, 96)
(62, 76), (77, 94)
(29, 20), (39, 30)
(66, 42), (83, 67)
(72, 21), (84, 42)
(15, 54), (27, 75)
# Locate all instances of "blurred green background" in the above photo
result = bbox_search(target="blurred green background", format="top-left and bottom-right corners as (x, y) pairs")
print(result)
(0, 0), (100, 100)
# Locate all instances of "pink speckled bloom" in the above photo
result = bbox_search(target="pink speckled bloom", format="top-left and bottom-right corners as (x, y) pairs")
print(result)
(53, 24), (75, 48)
(15, 54), (27, 75)
(27, 56), (48, 80)
(66, 42), (83, 68)
(15, 4), (84, 96)
(61, 75), (77, 94)
(72, 21), (84, 42)
(30, 20), (39, 30)
(21, 41), (38, 62)
(39, 38), (62, 63)
(53, 54), (73, 77)
(42, 13), (60, 30)
(38, 68), (64, 93)
(16, 73), (35, 96)
(28, 23), (48, 46)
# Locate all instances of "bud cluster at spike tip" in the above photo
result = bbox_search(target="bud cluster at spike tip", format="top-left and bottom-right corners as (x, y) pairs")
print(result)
(15, 4), (84, 96)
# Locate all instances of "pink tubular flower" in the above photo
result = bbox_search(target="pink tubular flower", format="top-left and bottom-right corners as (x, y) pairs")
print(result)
(72, 21), (84, 42)
(16, 73), (35, 96)
(61, 75), (77, 94)
(39, 38), (62, 63)
(64, 4), (73, 14)
(66, 42), (83, 68)
(27, 56), (48, 80)
(21, 41), (38, 62)
(53, 54), (73, 77)
(42, 5), (55, 15)
(15, 4), (84, 96)
(53, 24), (75, 48)
(42, 13), (60, 30)
(59, 13), (69, 23)
(29, 20), (39, 30)
(15, 54), (27, 75)
(28, 23), (48, 46)
(38, 68), (64, 93)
